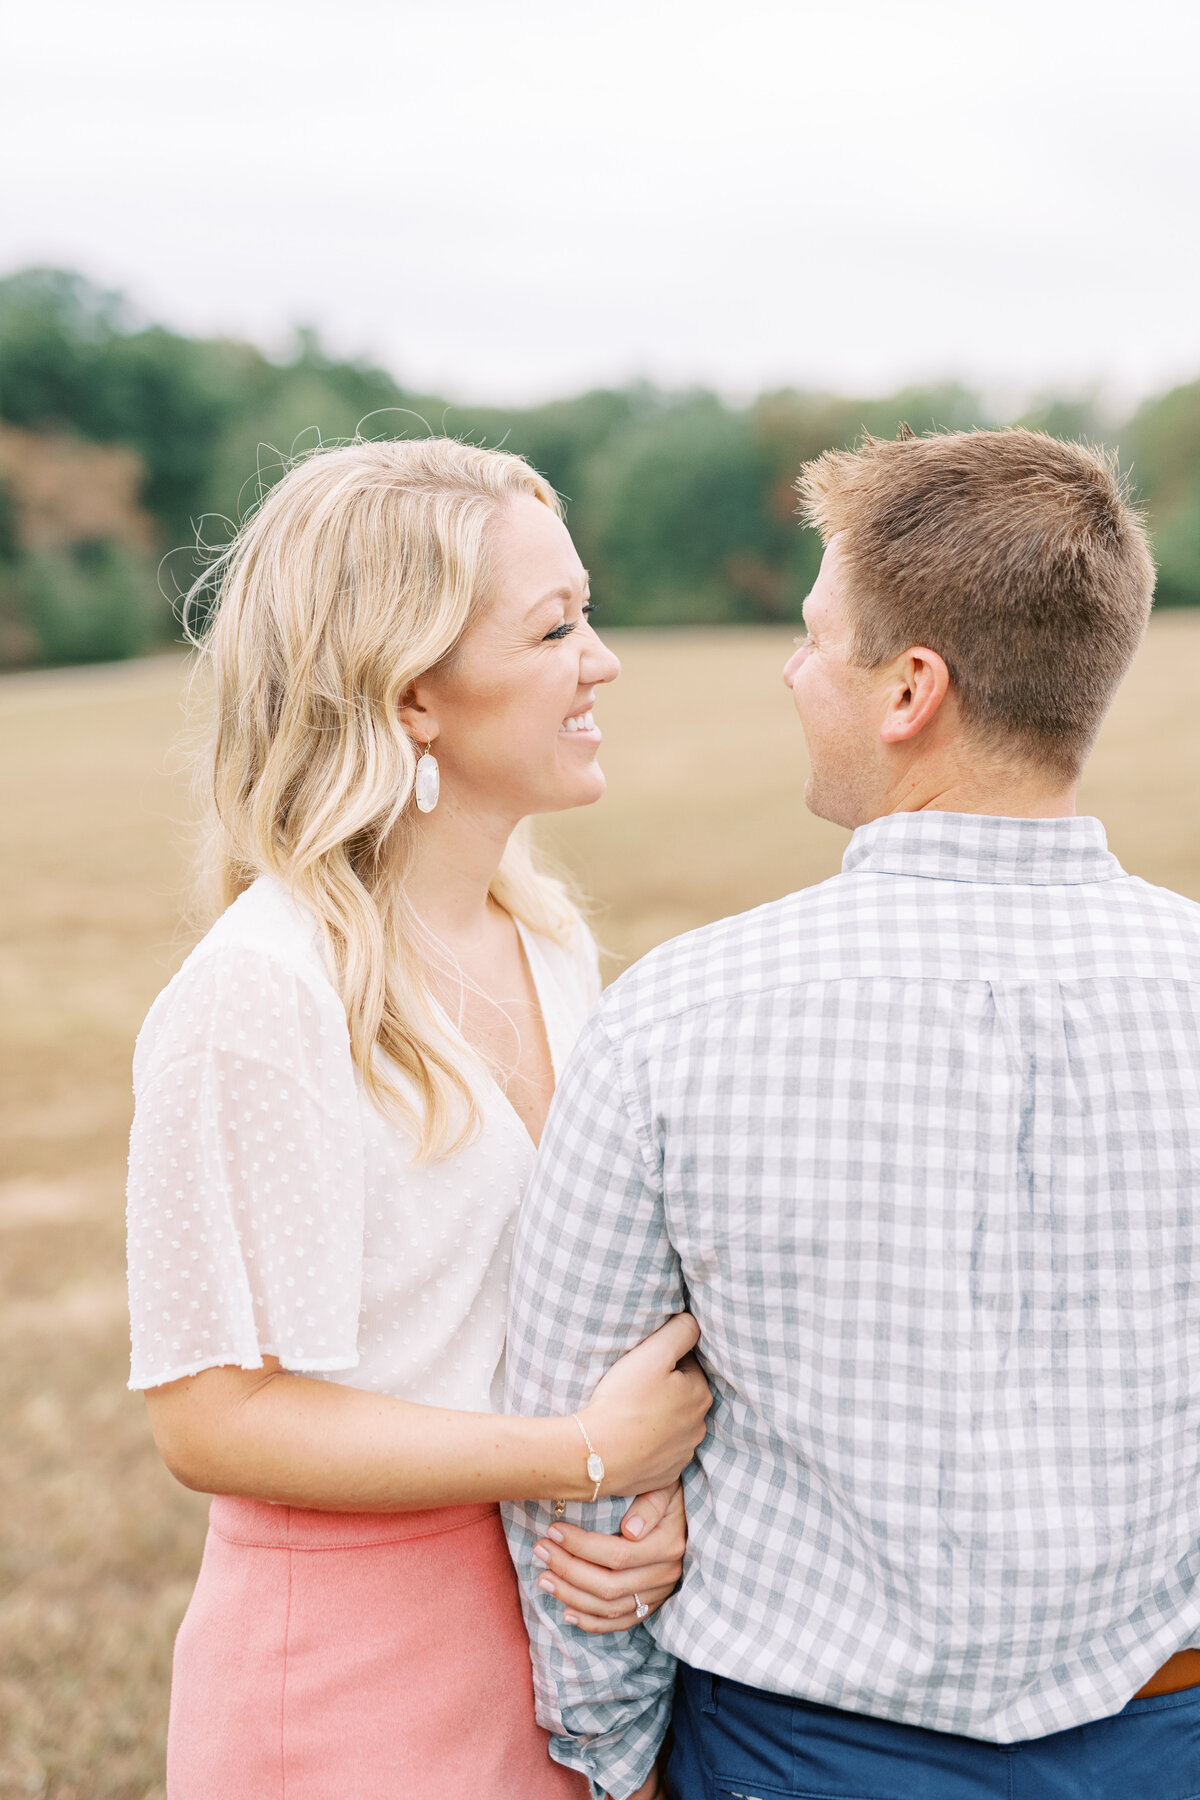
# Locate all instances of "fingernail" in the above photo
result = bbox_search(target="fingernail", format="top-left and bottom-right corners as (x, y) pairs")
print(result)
(564, 1611), (579, 1625)
(538, 1575), (556, 1594)
(624, 1517), (645, 1538)
(547, 1527), (565, 1543)
(532, 1544), (551, 1564)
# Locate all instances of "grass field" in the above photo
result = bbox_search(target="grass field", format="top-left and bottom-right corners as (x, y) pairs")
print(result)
(2, 619), (1200, 1799)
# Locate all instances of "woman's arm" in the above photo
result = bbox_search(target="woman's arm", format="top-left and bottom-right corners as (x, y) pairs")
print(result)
(144, 1313), (708, 1512)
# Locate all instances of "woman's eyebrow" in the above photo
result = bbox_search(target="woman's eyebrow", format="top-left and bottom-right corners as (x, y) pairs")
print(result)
(523, 588), (571, 621)
(522, 581), (590, 622)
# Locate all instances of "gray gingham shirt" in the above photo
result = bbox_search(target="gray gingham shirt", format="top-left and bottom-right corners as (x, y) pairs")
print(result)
(504, 812), (1200, 1800)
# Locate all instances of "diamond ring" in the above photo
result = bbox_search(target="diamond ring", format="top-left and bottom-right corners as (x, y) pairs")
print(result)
(634, 1594), (650, 1621)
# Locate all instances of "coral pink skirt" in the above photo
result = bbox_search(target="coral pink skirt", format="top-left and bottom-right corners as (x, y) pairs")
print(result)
(167, 1495), (589, 1800)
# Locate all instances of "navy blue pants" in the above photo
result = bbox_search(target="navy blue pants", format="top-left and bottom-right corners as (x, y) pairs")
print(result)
(666, 1662), (1200, 1799)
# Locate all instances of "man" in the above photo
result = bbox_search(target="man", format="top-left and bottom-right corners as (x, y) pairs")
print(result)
(505, 429), (1200, 1800)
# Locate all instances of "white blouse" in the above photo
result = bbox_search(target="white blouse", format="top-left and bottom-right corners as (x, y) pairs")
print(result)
(126, 876), (600, 1411)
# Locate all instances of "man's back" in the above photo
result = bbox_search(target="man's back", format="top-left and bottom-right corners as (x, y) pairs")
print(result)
(505, 811), (1200, 1790)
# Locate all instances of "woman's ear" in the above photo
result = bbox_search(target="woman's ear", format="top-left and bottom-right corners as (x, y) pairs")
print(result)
(878, 646), (951, 745)
(398, 683), (439, 747)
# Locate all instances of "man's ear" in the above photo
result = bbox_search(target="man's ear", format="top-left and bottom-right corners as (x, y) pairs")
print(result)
(878, 646), (951, 745)
(397, 682), (440, 748)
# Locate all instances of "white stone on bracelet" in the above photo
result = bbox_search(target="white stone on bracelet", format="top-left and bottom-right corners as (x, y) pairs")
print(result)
(571, 1412), (605, 1502)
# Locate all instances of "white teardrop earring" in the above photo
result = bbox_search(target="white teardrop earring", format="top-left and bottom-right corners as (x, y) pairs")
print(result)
(414, 739), (440, 813)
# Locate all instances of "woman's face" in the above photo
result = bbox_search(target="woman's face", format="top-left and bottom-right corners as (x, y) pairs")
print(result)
(408, 494), (621, 823)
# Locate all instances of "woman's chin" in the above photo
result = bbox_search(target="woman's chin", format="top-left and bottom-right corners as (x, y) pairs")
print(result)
(538, 767), (607, 815)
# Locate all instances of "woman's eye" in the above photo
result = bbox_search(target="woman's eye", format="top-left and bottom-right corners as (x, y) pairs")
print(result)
(543, 603), (595, 643)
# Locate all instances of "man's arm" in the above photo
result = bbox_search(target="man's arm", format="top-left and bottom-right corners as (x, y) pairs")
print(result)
(504, 999), (687, 1800)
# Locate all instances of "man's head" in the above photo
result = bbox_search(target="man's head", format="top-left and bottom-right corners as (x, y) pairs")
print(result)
(783, 428), (1156, 828)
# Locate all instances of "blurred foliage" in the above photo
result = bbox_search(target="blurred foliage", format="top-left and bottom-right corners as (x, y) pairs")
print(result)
(0, 478), (17, 563)
(21, 542), (163, 666)
(566, 393), (775, 624)
(0, 266), (1197, 669)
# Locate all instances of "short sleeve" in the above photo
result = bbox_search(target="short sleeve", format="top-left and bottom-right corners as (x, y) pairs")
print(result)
(126, 945), (366, 1390)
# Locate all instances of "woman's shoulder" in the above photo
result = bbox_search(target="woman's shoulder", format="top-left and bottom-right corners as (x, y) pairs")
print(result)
(134, 877), (343, 1083)
(194, 874), (328, 967)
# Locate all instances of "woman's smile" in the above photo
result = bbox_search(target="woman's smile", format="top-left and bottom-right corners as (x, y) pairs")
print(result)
(560, 706), (600, 740)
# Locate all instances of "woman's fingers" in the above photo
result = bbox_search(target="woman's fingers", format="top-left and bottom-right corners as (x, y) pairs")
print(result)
(541, 1493), (684, 1570)
(620, 1484), (678, 1542)
(540, 1516), (636, 1568)
(625, 1481), (686, 1551)
(534, 1541), (682, 1599)
(538, 1573), (677, 1634)
(647, 1311), (701, 1365)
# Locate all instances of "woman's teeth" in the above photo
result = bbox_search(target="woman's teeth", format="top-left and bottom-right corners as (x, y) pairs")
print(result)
(561, 711), (596, 733)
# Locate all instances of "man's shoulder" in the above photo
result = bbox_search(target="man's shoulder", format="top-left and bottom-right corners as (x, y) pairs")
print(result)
(595, 862), (1200, 1041)
(599, 872), (850, 1032)
(1112, 871), (1200, 929)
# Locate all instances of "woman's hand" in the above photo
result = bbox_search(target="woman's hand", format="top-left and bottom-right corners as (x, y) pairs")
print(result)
(532, 1482), (687, 1634)
(579, 1314), (710, 1496)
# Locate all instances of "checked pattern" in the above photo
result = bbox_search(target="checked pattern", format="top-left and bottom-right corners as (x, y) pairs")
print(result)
(505, 813), (1200, 1800)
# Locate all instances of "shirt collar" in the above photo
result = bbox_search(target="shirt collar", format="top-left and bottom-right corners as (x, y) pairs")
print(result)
(841, 811), (1124, 886)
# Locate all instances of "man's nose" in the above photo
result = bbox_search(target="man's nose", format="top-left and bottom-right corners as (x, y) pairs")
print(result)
(782, 647), (802, 687)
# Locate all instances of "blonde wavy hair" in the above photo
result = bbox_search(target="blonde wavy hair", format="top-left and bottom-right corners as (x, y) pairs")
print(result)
(185, 436), (583, 1161)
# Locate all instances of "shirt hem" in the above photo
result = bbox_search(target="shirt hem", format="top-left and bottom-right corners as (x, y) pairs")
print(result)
(652, 1618), (1200, 1745)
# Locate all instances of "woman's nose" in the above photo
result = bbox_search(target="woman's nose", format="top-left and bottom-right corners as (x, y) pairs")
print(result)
(588, 640), (621, 686)
(782, 646), (803, 686)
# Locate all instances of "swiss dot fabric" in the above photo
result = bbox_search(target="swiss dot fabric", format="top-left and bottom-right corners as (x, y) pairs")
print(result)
(127, 875), (599, 1408)
(504, 814), (1200, 1800)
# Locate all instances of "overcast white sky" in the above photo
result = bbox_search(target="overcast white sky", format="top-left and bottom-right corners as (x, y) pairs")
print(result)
(2, 0), (1197, 406)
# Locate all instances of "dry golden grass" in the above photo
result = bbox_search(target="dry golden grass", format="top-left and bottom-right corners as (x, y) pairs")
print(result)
(2, 619), (1199, 1798)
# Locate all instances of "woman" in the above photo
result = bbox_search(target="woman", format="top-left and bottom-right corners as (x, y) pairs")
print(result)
(125, 438), (711, 1799)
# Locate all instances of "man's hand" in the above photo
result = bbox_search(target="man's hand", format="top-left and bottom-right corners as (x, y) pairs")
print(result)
(532, 1482), (686, 1633)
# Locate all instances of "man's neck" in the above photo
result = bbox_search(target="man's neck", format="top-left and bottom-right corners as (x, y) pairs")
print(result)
(881, 762), (1078, 822)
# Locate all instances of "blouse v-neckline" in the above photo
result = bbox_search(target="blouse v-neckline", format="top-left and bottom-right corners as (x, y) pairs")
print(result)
(254, 875), (563, 1153)
(430, 916), (562, 1153)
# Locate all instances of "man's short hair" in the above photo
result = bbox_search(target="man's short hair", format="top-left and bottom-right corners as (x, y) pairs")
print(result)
(796, 428), (1156, 777)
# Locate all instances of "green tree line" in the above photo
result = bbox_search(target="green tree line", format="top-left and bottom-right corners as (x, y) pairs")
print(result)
(1, 266), (1198, 668)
